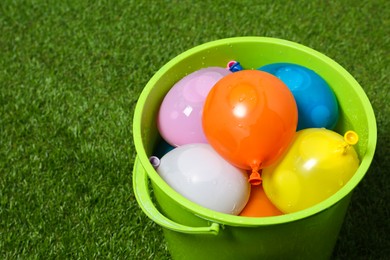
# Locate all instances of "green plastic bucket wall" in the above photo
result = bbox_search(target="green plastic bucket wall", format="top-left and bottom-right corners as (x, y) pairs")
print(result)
(132, 37), (377, 259)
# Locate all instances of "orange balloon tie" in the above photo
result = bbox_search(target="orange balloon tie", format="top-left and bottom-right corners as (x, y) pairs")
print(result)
(249, 167), (262, 185)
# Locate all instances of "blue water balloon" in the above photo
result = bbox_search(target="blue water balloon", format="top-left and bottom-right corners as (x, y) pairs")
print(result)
(258, 63), (339, 130)
(154, 138), (175, 158)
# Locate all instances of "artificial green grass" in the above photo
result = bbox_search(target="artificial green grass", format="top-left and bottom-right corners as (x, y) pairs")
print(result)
(0, 0), (388, 259)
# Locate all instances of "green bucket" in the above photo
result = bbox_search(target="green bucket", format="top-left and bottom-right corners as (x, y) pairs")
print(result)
(132, 37), (377, 259)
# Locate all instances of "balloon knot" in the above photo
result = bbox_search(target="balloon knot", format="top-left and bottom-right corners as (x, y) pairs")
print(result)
(226, 60), (244, 72)
(344, 130), (359, 145)
(339, 131), (359, 155)
(149, 156), (160, 169)
(249, 170), (262, 186)
(227, 60), (237, 69)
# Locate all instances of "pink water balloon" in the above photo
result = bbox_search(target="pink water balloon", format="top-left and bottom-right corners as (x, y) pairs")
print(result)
(157, 67), (231, 146)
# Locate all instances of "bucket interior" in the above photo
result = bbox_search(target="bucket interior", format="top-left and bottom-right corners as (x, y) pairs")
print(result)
(133, 37), (377, 226)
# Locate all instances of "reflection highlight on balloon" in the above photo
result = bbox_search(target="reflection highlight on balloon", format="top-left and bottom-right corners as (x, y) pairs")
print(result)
(258, 63), (339, 130)
(156, 143), (250, 215)
(158, 67), (231, 146)
(203, 70), (298, 185)
(263, 128), (360, 213)
(154, 61), (359, 217)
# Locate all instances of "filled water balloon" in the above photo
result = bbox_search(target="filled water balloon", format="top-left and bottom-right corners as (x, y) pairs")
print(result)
(262, 128), (360, 213)
(202, 70), (298, 185)
(158, 67), (231, 146)
(258, 63), (339, 130)
(239, 184), (283, 217)
(156, 143), (250, 215)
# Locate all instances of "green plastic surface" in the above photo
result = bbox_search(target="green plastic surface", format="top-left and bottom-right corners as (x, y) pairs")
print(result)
(132, 37), (377, 259)
(133, 157), (220, 235)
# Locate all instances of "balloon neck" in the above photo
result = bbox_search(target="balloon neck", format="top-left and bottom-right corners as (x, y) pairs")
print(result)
(340, 130), (359, 155)
(249, 166), (262, 186)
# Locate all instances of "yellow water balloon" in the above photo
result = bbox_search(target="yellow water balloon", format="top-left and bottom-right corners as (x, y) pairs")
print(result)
(262, 128), (360, 213)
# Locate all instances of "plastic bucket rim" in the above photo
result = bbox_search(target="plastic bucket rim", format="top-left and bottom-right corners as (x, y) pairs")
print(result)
(133, 36), (377, 226)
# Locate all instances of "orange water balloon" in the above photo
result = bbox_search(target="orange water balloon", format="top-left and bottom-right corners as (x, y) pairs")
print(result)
(202, 70), (298, 185)
(239, 183), (283, 217)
